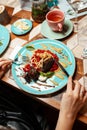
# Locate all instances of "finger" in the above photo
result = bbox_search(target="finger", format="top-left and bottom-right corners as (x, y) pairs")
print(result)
(73, 80), (81, 95)
(83, 91), (87, 103)
(0, 58), (8, 62)
(2, 64), (9, 70)
(0, 58), (5, 61)
(0, 70), (4, 79)
(0, 60), (11, 67)
(2, 62), (11, 70)
(66, 76), (73, 93)
(80, 85), (85, 99)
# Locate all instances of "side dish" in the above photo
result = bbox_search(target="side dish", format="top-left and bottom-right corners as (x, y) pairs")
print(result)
(14, 20), (30, 31)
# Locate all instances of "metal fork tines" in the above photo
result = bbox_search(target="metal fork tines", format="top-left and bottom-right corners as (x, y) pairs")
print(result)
(13, 56), (30, 65)
(22, 56), (29, 62)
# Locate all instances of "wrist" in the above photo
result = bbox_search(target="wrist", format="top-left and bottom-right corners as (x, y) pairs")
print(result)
(57, 111), (75, 130)
(55, 111), (75, 130)
(59, 110), (76, 123)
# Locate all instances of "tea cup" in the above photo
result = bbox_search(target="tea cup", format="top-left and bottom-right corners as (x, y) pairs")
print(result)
(46, 9), (65, 32)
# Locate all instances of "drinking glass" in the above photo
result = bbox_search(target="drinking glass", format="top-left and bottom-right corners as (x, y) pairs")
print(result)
(32, 0), (49, 23)
(66, 0), (84, 32)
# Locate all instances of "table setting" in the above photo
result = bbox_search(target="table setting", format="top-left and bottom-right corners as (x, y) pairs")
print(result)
(0, 0), (87, 123)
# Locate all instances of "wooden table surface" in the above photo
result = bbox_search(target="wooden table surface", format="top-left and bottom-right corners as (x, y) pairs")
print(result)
(1, 6), (87, 124)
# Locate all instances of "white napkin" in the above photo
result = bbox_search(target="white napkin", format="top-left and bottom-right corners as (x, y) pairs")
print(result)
(9, 45), (22, 60)
(29, 24), (41, 41)
(12, 0), (32, 15)
(67, 15), (87, 59)
(12, 6), (22, 15)
(6, 24), (11, 33)
(67, 34), (79, 50)
(9, 38), (27, 60)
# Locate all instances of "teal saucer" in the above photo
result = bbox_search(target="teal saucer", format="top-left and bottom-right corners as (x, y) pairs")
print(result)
(41, 19), (73, 40)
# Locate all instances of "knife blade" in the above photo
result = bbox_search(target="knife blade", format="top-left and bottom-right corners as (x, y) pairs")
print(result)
(56, 61), (69, 77)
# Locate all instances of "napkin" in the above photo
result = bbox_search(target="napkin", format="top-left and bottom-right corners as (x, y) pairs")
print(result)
(12, 0), (32, 15)
(6, 24), (11, 33)
(12, 6), (22, 15)
(67, 15), (87, 59)
(9, 38), (27, 60)
(29, 24), (41, 41)
(9, 45), (22, 60)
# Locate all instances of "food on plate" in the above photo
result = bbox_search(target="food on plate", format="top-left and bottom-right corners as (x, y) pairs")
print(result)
(31, 49), (58, 71)
(24, 65), (40, 82)
(23, 49), (59, 83)
(14, 20), (30, 30)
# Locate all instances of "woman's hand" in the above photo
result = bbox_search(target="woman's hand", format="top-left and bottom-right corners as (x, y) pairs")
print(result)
(0, 58), (12, 79)
(60, 76), (87, 120)
(55, 76), (87, 130)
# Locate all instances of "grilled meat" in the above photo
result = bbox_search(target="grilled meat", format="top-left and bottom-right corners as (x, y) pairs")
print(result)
(42, 57), (54, 72)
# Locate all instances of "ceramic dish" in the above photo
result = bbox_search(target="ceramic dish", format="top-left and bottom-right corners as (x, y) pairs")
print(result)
(12, 39), (75, 95)
(11, 19), (32, 35)
(41, 19), (73, 39)
(0, 25), (10, 55)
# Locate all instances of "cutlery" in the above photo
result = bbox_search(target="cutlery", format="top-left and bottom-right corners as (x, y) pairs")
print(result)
(12, 56), (30, 65)
(54, 59), (69, 77)
(42, 57), (69, 77)
(12, 57), (22, 65)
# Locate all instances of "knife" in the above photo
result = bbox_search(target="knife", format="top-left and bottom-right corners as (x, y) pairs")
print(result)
(55, 61), (69, 77)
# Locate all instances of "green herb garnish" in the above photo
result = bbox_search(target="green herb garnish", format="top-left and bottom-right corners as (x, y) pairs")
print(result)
(0, 41), (3, 46)
(40, 71), (54, 78)
(26, 46), (35, 51)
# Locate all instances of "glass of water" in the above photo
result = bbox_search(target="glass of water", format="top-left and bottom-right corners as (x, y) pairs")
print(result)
(66, 0), (84, 32)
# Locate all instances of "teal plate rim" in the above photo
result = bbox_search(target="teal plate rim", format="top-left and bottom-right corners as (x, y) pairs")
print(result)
(0, 25), (10, 55)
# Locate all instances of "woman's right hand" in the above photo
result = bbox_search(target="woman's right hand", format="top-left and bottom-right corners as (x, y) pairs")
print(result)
(56, 76), (87, 130)
(60, 76), (87, 120)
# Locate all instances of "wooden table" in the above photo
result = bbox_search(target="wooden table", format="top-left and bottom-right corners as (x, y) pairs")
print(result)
(1, 6), (87, 124)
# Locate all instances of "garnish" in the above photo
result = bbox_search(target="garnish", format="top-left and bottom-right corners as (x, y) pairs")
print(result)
(0, 41), (3, 46)
(40, 71), (54, 78)
(26, 46), (35, 51)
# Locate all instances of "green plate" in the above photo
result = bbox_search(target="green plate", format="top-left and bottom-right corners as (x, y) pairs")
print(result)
(12, 39), (75, 96)
(41, 19), (73, 39)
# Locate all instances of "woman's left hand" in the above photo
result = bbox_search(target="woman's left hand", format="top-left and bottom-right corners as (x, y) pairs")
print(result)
(0, 58), (12, 79)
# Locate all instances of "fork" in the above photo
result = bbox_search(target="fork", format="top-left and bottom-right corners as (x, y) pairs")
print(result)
(12, 56), (30, 65)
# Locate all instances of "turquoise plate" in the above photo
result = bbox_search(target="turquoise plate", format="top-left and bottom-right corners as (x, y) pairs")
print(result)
(11, 19), (32, 35)
(0, 25), (10, 55)
(41, 19), (73, 39)
(12, 39), (75, 95)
